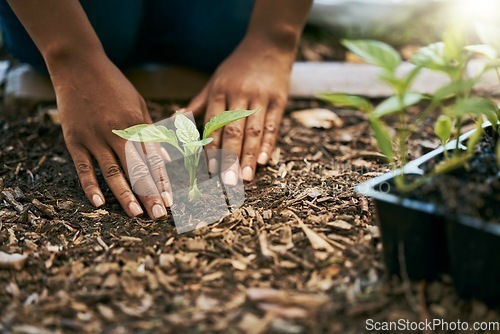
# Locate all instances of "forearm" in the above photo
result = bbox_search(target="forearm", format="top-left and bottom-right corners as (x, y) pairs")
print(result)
(6, 0), (105, 72)
(244, 0), (313, 53)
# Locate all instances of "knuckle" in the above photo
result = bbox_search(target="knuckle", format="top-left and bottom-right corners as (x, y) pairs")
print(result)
(129, 161), (150, 180)
(224, 124), (243, 139)
(118, 187), (134, 199)
(246, 124), (262, 137)
(76, 163), (93, 176)
(243, 151), (257, 162)
(272, 94), (287, 108)
(143, 187), (158, 197)
(105, 164), (123, 179)
(264, 122), (278, 135)
(210, 92), (226, 103)
(147, 154), (164, 169)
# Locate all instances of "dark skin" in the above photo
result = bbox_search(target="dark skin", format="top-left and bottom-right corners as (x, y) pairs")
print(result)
(6, 0), (313, 218)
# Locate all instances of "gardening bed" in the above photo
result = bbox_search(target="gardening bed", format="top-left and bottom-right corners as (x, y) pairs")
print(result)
(1, 98), (500, 333)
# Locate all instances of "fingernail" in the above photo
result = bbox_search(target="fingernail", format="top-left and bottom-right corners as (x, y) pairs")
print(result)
(208, 158), (218, 174)
(223, 170), (238, 186)
(152, 203), (167, 219)
(242, 166), (253, 181)
(257, 152), (268, 165)
(92, 194), (104, 207)
(129, 202), (143, 217)
(161, 192), (173, 207)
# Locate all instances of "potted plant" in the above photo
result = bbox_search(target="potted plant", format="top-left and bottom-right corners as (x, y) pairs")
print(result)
(113, 109), (256, 233)
(319, 24), (500, 304)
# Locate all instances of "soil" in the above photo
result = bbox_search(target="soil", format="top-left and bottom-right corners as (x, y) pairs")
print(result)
(2, 98), (500, 333)
(390, 130), (500, 222)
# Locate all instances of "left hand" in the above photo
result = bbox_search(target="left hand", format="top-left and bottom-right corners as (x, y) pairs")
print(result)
(187, 37), (295, 183)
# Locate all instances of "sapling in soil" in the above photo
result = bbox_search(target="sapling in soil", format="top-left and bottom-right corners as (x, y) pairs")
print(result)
(113, 109), (256, 201)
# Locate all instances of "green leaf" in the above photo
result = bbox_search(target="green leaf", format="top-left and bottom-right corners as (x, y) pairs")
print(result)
(373, 93), (424, 118)
(113, 124), (173, 142)
(483, 59), (500, 71)
(411, 42), (451, 72)
(443, 25), (466, 61)
(183, 137), (213, 147)
(434, 115), (453, 144)
(341, 39), (401, 71)
(203, 109), (257, 139)
(466, 121), (484, 153)
(433, 154), (470, 175)
(369, 116), (394, 162)
(496, 141), (500, 168)
(113, 124), (183, 152)
(175, 112), (200, 144)
(316, 93), (373, 113)
(465, 44), (497, 60)
(446, 98), (499, 125)
(432, 80), (475, 102)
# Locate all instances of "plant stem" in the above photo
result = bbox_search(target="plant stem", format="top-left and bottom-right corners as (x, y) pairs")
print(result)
(185, 153), (202, 201)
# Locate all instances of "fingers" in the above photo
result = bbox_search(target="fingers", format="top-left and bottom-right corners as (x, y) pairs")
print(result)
(258, 98), (285, 166)
(67, 144), (105, 208)
(204, 91), (226, 174)
(115, 141), (168, 219)
(93, 149), (145, 218)
(240, 101), (267, 181)
(220, 97), (247, 186)
(135, 142), (173, 207)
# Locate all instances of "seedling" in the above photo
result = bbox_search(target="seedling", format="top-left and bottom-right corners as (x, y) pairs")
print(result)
(319, 24), (500, 192)
(113, 109), (256, 201)
(318, 39), (425, 189)
(411, 23), (500, 172)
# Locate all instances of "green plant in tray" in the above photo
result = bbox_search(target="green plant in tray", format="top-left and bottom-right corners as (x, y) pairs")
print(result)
(319, 24), (500, 191)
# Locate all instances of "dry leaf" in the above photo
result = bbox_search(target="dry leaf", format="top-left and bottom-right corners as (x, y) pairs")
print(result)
(258, 303), (309, 318)
(0, 251), (28, 270)
(247, 288), (329, 310)
(81, 209), (109, 218)
(327, 220), (353, 231)
(196, 294), (219, 311)
(291, 108), (344, 129)
(238, 312), (274, 334)
(289, 212), (334, 252)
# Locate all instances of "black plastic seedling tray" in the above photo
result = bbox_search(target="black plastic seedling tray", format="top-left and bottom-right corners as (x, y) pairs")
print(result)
(356, 146), (449, 281)
(356, 124), (500, 304)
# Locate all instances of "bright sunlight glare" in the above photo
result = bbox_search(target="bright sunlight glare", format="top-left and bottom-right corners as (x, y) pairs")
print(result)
(453, 0), (500, 24)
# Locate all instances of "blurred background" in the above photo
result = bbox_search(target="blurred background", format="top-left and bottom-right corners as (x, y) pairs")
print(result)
(303, 0), (500, 60)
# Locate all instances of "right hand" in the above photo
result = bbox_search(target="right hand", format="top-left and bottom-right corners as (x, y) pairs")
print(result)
(50, 54), (171, 219)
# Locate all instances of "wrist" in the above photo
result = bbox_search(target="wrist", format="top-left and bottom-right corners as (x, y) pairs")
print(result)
(244, 22), (302, 54)
(43, 40), (106, 76)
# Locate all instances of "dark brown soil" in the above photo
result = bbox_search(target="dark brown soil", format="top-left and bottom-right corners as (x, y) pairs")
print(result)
(1, 98), (500, 333)
(393, 131), (500, 222)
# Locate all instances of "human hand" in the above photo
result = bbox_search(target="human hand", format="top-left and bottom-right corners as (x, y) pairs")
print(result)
(51, 55), (171, 219)
(187, 37), (295, 183)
